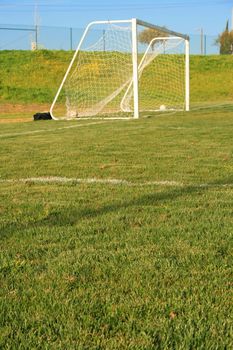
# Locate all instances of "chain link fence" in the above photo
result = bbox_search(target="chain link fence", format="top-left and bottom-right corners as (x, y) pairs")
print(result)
(0, 23), (220, 54)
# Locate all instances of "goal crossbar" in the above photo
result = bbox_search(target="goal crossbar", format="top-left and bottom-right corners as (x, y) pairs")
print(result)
(137, 19), (189, 41)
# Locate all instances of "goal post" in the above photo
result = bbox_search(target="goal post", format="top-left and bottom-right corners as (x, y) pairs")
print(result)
(132, 18), (139, 119)
(50, 19), (190, 120)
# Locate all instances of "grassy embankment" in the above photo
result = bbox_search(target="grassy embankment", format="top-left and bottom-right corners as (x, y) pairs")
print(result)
(0, 50), (232, 119)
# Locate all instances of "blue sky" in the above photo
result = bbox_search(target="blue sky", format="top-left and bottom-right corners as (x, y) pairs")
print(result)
(0, 0), (232, 35)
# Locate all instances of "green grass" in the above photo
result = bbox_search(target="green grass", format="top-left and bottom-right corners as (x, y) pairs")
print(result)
(0, 51), (233, 107)
(0, 50), (73, 104)
(0, 108), (233, 349)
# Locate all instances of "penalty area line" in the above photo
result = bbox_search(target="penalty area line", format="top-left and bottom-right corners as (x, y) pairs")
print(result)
(0, 177), (183, 187)
(1, 176), (233, 188)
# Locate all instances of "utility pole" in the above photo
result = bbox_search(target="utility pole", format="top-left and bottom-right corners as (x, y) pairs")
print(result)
(34, 0), (39, 50)
(200, 27), (204, 55)
(204, 34), (207, 55)
(231, 8), (233, 55)
(195, 27), (205, 55)
(232, 7), (233, 30)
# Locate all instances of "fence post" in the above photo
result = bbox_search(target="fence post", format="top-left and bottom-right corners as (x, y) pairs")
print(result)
(70, 27), (73, 50)
(35, 24), (38, 50)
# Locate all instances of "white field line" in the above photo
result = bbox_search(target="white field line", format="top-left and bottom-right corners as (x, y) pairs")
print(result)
(0, 177), (182, 187)
(0, 176), (232, 188)
(0, 120), (225, 139)
(0, 120), (121, 138)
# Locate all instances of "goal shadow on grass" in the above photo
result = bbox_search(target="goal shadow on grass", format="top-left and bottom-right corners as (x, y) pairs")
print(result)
(1, 177), (232, 236)
(76, 179), (231, 221)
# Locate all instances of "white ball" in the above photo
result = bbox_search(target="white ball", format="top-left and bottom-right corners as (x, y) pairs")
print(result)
(160, 105), (166, 111)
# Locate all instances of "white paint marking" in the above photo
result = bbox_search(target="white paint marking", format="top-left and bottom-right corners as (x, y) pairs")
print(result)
(0, 176), (232, 189)
(0, 121), (114, 138)
(0, 177), (183, 186)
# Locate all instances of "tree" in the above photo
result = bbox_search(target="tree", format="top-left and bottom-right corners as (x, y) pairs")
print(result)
(216, 20), (233, 54)
(138, 27), (168, 50)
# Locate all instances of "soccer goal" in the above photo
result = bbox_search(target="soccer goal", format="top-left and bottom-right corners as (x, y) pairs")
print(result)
(50, 19), (190, 120)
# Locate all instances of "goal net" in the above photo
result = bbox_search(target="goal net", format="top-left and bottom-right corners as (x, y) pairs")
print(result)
(50, 19), (189, 120)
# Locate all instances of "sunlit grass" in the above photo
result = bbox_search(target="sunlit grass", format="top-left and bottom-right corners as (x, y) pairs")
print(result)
(0, 108), (233, 348)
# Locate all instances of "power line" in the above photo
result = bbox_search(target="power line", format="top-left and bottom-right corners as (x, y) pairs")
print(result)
(0, 0), (232, 11)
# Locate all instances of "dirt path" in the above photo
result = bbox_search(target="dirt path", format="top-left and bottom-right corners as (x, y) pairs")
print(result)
(0, 118), (32, 123)
(0, 103), (50, 123)
(0, 103), (50, 114)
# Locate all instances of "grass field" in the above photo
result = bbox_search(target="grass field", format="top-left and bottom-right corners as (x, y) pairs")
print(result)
(0, 104), (233, 348)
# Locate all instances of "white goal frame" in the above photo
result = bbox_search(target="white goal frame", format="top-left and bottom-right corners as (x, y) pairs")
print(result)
(50, 18), (190, 120)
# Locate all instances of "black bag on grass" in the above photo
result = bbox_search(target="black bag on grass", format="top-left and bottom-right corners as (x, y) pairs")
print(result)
(33, 112), (52, 121)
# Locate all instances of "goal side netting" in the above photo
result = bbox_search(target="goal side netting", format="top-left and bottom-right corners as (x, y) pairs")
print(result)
(121, 37), (187, 113)
(50, 20), (189, 120)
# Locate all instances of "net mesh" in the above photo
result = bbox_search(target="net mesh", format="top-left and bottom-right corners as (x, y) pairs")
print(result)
(52, 23), (133, 119)
(122, 37), (186, 113)
(51, 22), (187, 119)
